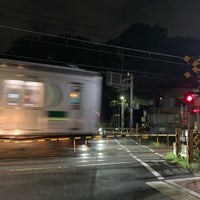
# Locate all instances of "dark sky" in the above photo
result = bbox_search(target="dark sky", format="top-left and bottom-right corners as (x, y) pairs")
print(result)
(0, 0), (200, 45)
(0, 0), (198, 99)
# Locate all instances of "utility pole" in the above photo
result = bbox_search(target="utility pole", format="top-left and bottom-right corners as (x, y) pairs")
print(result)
(129, 73), (134, 132)
(106, 71), (134, 131)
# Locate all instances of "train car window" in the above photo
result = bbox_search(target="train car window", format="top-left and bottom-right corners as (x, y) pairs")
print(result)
(3, 80), (44, 107)
(24, 81), (44, 107)
(3, 80), (23, 106)
(69, 83), (81, 109)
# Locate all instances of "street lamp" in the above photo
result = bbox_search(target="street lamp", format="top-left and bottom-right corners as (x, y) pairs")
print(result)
(120, 96), (126, 130)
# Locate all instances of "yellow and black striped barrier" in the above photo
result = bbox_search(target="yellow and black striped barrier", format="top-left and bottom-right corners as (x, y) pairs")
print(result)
(0, 133), (176, 144)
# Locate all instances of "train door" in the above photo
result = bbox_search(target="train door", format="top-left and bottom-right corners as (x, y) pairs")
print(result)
(68, 83), (84, 131)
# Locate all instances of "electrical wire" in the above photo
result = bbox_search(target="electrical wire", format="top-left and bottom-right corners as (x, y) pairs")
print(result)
(0, 22), (191, 86)
(0, 4), (119, 35)
(0, 24), (188, 68)
(0, 13), (111, 41)
(0, 3), (183, 49)
(0, 4), (193, 98)
(0, 52), (186, 81)
(0, 4), (189, 67)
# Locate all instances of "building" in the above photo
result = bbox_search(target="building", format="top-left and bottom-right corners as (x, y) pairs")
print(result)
(148, 88), (196, 134)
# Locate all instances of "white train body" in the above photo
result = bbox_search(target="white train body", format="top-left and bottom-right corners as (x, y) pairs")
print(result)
(0, 58), (102, 137)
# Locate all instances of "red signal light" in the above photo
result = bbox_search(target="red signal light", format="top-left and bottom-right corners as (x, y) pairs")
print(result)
(184, 93), (195, 103)
(192, 107), (200, 113)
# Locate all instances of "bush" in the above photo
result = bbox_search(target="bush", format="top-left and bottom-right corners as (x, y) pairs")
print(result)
(164, 152), (200, 172)
(164, 152), (176, 160)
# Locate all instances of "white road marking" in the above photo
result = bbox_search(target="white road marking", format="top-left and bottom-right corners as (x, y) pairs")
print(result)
(76, 161), (136, 167)
(130, 139), (165, 157)
(149, 148), (155, 152)
(141, 145), (148, 149)
(9, 167), (43, 172)
(115, 139), (165, 180)
(155, 152), (164, 157)
(8, 165), (69, 172)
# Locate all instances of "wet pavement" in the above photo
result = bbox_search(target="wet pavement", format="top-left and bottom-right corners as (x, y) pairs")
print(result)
(0, 137), (200, 199)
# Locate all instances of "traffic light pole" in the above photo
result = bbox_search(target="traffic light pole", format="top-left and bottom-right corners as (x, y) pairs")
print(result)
(197, 71), (200, 130)
(183, 55), (200, 130)
(197, 113), (200, 130)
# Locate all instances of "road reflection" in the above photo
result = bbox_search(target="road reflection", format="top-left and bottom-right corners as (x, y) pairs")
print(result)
(0, 139), (90, 159)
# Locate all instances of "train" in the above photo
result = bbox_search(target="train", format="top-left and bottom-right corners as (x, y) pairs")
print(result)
(0, 58), (102, 138)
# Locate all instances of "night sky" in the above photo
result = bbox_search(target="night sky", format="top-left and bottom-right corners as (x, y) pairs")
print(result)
(0, 0), (200, 44)
(0, 0), (199, 100)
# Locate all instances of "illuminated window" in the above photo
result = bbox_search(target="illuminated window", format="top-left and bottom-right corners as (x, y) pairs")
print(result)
(3, 80), (44, 107)
(24, 81), (44, 107)
(3, 80), (23, 106)
(69, 83), (81, 109)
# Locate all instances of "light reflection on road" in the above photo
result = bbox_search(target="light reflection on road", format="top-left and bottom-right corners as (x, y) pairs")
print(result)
(96, 139), (105, 151)
(0, 139), (78, 159)
(79, 144), (88, 152)
(0, 137), (110, 160)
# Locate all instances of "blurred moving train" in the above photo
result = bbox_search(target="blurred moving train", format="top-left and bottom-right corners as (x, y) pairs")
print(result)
(0, 58), (102, 138)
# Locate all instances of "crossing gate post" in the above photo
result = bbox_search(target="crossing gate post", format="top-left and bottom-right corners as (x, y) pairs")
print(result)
(188, 129), (194, 164)
(175, 129), (181, 157)
(156, 134), (159, 147)
(167, 134), (169, 146)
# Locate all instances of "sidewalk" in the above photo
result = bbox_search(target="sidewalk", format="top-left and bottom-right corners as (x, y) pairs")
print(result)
(147, 144), (200, 199)
(147, 178), (200, 199)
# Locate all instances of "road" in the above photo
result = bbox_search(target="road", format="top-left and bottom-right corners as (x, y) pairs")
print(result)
(0, 137), (198, 200)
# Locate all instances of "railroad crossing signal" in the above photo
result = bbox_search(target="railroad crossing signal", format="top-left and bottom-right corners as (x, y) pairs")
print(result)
(183, 55), (190, 63)
(192, 107), (200, 113)
(184, 93), (195, 104)
(184, 72), (192, 79)
(183, 55), (200, 92)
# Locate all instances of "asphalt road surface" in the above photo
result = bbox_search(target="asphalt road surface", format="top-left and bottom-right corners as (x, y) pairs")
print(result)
(0, 137), (198, 200)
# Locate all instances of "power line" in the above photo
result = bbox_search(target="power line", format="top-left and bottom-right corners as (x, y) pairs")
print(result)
(0, 24), (66, 39)
(0, 3), (181, 50)
(0, 6), (190, 97)
(0, 24), (187, 67)
(0, 4), (119, 35)
(0, 4), (187, 67)
(0, 52), (184, 79)
(0, 24), (190, 82)
(0, 4), (118, 40)
(0, 13), (111, 41)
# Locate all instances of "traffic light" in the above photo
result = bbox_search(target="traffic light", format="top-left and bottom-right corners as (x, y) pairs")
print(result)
(184, 93), (195, 104)
(192, 107), (200, 113)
